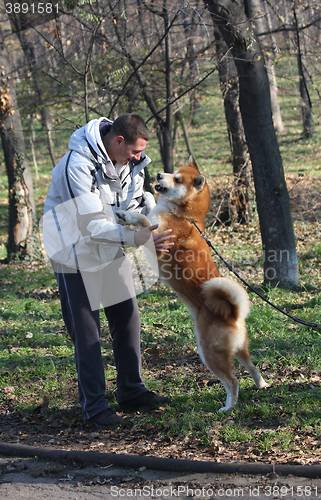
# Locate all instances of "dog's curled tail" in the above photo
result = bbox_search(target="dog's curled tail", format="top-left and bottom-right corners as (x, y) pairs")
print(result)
(201, 278), (250, 321)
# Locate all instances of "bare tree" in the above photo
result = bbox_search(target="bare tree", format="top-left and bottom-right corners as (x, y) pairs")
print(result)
(0, 25), (35, 260)
(106, 0), (180, 172)
(292, 1), (314, 138)
(182, 3), (202, 124)
(14, 28), (57, 166)
(215, 30), (251, 224)
(261, 0), (285, 134)
(204, 0), (299, 288)
(259, 0), (320, 138)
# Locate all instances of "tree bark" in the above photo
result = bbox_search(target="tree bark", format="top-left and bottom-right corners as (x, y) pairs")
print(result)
(0, 26), (35, 260)
(215, 30), (251, 224)
(262, 0), (285, 135)
(204, 0), (299, 287)
(293, 4), (314, 139)
(14, 28), (57, 167)
(160, 0), (174, 172)
(183, 7), (201, 125)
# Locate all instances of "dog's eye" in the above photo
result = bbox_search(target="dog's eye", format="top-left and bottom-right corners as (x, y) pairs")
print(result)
(174, 177), (182, 183)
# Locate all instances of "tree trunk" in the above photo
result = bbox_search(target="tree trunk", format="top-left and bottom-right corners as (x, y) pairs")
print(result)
(215, 30), (251, 224)
(161, 0), (174, 172)
(183, 9), (201, 125)
(29, 116), (39, 179)
(157, 124), (174, 173)
(173, 110), (196, 160)
(0, 26), (35, 260)
(15, 29), (57, 166)
(293, 4), (314, 139)
(204, 0), (299, 288)
(262, 0), (285, 135)
(265, 56), (285, 135)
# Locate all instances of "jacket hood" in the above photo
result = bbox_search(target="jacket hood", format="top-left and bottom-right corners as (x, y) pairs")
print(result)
(85, 117), (112, 164)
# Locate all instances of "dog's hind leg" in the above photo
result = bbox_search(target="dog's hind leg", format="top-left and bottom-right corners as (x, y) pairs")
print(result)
(217, 374), (239, 412)
(200, 347), (240, 412)
(235, 346), (269, 389)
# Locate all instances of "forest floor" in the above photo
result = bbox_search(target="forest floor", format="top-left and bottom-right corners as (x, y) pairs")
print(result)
(0, 174), (321, 498)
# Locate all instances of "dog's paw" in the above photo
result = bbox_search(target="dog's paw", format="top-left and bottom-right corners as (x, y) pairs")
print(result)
(142, 192), (156, 212)
(116, 210), (129, 225)
(116, 210), (151, 228)
(257, 378), (270, 389)
(218, 405), (234, 413)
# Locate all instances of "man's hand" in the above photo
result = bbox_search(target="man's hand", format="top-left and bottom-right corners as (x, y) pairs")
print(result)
(134, 224), (175, 252)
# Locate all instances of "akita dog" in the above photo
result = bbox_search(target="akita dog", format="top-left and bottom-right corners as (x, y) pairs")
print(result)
(117, 157), (268, 411)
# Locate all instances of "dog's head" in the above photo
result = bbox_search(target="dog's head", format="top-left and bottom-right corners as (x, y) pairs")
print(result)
(154, 156), (210, 217)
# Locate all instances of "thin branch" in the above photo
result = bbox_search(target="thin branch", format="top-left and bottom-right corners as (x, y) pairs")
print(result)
(108, 1), (187, 115)
(31, 25), (83, 77)
(146, 47), (233, 123)
(40, 70), (84, 100)
(84, 20), (101, 121)
(258, 1), (321, 38)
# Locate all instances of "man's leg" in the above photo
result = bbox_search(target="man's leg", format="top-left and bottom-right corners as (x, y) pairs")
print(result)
(56, 270), (109, 420)
(104, 297), (146, 404)
(104, 296), (170, 410)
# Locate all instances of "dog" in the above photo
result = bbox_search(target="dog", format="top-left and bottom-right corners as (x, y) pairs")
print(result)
(116, 157), (268, 411)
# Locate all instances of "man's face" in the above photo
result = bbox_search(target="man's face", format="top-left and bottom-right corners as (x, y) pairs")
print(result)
(114, 136), (147, 165)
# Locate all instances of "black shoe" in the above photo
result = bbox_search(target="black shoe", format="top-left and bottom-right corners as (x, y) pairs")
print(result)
(118, 391), (170, 411)
(84, 408), (124, 429)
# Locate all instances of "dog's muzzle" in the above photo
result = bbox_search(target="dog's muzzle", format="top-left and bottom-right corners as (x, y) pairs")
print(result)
(155, 172), (167, 193)
(155, 184), (167, 193)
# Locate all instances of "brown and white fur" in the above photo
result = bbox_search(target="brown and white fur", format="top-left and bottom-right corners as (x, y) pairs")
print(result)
(117, 157), (268, 411)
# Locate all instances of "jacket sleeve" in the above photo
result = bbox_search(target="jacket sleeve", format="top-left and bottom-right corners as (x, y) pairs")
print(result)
(66, 152), (137, 248)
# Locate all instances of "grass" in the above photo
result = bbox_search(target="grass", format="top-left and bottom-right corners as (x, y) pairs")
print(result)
(0, 57), (320, 463)
(0, 219), (320, 462)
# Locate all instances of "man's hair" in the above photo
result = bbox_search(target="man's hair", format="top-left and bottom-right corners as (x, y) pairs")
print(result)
(111, 114), (150, 143)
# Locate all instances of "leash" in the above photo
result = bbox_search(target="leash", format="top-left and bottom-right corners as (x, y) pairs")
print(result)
(192, 221), (320, 329)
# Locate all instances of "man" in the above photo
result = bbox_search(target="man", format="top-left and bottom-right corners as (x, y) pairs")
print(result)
(43, 114), (174, 429)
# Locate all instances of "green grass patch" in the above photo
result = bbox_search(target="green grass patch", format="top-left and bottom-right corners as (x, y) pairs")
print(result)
(0, 228), (319, 463)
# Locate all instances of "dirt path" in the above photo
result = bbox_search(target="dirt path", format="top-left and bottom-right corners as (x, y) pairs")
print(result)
(1, 454), (321, 499)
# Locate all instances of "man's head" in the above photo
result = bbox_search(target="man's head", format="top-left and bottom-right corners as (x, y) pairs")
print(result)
(104, 113), (150, 165)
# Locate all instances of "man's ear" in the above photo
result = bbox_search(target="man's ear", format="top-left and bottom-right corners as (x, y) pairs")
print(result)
(115, 135), (125, 146)
(194, 175), (205, 191)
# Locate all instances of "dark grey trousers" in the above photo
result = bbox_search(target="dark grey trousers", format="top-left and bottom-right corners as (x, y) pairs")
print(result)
(55, 269), (147, 419)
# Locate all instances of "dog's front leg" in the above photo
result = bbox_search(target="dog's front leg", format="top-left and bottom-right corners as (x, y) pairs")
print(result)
(116, 210), (151, 228)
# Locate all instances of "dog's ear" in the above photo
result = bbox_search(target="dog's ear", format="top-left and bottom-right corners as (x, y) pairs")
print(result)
(188, 155), (199, 171)
(194, 175), (205, 191)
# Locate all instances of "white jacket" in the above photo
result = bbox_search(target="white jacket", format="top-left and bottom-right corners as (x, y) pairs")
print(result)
(42, 117), (155, 271)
